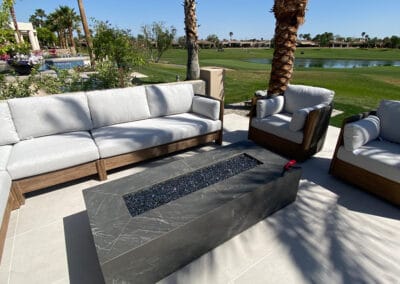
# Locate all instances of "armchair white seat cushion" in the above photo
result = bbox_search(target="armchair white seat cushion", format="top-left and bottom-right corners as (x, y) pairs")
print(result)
(0, 171), (12, 225)
(337, 140), (400, 183)
(7, 131), (99, 180)
(0, 102), (19, 145)
(146, 84), (194, 117)
(377, 100), (400, 144)
(289, 104), (327, 131)
(251, 113), (303, 144)
(8, 93), (93, 140)
(256, 96), (284, 119)
(0, 146), (12, 171)
(91, 113), (221, 158)
(343, 115), (380, 151)
(87, 86), (151, 128)
(192, 96), (220, 120)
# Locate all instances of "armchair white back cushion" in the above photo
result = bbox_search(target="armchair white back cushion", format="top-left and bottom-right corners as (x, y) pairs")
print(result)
(377, 100), (400, 144)
(343, 115), (380, 151)
(8, 93), (92, 140)
(256, 96), (284, 119)
(0, 102), (19, 145)
(87, 86), (150, 128)
(146, 84), (194, 117)
(284, 84), (334, 114)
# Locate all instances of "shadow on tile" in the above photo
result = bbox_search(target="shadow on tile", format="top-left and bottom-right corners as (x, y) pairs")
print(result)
(63, 211), (105, 284)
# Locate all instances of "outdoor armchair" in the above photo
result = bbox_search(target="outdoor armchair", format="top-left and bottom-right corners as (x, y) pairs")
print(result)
(248, 84), (334, 161)
(329, 100), (400, 205)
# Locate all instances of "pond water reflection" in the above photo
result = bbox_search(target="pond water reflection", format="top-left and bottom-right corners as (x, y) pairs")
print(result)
(247, 58), (400, 68)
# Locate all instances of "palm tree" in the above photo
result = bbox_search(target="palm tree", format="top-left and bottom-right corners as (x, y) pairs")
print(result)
(184, 0), (200, 80)
(56, 6), (80, 55)
(29, 9), (46, 28)
(77, 0), (95, 66)
(267, 0), (308, 96)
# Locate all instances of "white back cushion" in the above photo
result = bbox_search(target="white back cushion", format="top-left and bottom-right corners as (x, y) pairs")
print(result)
(284, 84), (334, 114)
(377, 100), (400, 144)
(8, 93), (92, 140)
(146, 84), (194, 117)
(87, 86), (150, 128)
(343, 115), (380, 151)
(0, 102), (19, 145)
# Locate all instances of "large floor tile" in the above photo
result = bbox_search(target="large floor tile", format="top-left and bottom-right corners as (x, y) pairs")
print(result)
(9, 220), (68, 284)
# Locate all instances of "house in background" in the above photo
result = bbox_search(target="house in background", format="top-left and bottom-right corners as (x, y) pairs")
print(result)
(9, 22), (41, 51)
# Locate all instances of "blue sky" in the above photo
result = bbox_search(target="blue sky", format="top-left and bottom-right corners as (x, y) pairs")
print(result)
(11, 0), (400, 40)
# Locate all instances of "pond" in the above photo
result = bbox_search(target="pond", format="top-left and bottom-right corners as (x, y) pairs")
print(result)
(247, 58), (400, 68)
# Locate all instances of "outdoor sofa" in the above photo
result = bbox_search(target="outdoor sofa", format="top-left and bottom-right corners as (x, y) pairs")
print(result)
(0, 80), (224, 261)
(248, 84), (335, 161)
(330, 100), (400, 206)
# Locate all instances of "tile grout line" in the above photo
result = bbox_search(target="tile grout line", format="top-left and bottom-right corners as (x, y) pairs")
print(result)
(7, 209), (20, 284)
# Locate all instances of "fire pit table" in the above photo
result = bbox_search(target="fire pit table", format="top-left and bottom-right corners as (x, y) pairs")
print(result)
(83, 141), (301, 283)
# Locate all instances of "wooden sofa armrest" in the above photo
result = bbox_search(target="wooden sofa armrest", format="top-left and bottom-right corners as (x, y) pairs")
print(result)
(302, 103), (333, 151)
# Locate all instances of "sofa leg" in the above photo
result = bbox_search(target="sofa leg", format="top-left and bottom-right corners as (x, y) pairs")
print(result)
(96, 160), (108, 181)
(216, 132), (223, 145)
(11, 183), (25, 206)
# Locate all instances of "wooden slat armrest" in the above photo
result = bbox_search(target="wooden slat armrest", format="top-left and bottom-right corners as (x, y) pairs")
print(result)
(302, 104), (333, 150)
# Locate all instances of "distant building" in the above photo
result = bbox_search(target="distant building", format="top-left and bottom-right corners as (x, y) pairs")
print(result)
(9, 22), (40, 51)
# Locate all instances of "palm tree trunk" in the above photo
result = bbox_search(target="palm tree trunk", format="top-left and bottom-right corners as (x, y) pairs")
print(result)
(184, 0), (200, 80)
(268, 0), (308, 96)
(9, 3), (22, 43)
(68, 26), (77, 55)
(77, 0), (95, 66)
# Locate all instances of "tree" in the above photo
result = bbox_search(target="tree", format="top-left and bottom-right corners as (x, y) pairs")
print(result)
(142, 22), (176, 63)
(184, 0), (200, 80)
(53, 6), (80, 54)
(92, 20), (143, 69)
(206, 34), (220, 47)
(36, 27), (56, 47)
(29, 9), (46, 28)
(229, 31), (233, 41)
(268, 0), (308, 96)
(77, 0), (95, 66)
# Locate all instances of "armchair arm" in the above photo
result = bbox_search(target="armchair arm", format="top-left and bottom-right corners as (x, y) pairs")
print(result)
(329, 110), (377, 173)
(302, 103), (334, 151)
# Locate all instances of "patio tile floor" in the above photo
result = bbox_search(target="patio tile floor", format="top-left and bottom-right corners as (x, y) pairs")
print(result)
(0, 113), (399, 284)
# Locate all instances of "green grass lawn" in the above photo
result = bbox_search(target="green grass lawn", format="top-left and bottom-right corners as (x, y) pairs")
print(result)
(137, 48), (400, 127)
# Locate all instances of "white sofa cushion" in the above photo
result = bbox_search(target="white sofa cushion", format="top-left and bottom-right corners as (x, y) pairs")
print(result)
(192, 96), (220, 120)
(87, 86), (151, 128)
(284, 84), (334, 114)
(0, 145), (12, 171)
(146, 84), (194, 117)
(377, 100), (400, 144)
(7, 131), (99, 180)
(0, 171), (11, 225)
(0, 102), (19, 145)
(251, 113), (304, 144)
(91, 113), (222, 158)
(256, 96), (284, 119)
(337, 140), (400, 183)
(343, 115), (380, 151)
(8, 93), (93, 140)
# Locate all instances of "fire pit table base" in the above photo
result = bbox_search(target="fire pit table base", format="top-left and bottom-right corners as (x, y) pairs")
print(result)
(83, 141), (301, 284)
